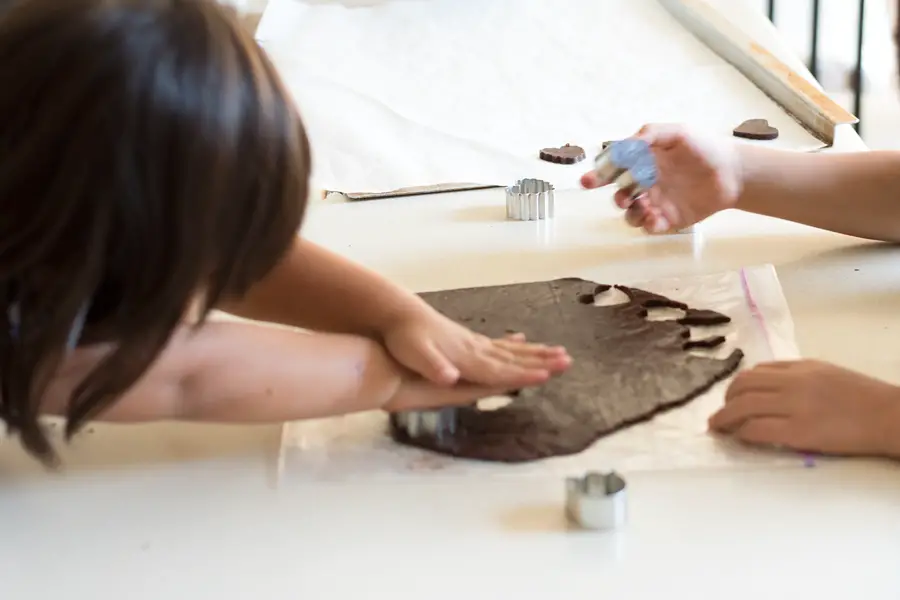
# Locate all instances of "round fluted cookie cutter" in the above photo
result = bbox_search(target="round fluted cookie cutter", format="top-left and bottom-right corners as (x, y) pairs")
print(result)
(565, 470), (627, 530)
(391, 407), (458, 445)
(593, 140), (693, 234)
(506, 178), (555, 221)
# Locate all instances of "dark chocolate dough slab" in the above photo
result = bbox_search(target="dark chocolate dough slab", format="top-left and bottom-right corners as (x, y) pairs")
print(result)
(390, 278), (743, 462)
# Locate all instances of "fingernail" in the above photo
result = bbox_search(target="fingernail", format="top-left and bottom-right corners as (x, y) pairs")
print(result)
(650, 217), (670, 234)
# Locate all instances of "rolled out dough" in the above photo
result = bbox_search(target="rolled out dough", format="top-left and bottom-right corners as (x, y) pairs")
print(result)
(389, 278), (744, 462)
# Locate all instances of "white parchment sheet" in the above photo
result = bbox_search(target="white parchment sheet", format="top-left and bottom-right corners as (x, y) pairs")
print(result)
(256, 0), (825, 194)
(281, 265), (807, 482)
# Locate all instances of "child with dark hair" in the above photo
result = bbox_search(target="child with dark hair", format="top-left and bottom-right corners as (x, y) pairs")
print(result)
(0, 0), (571, 464)
(582, 125), (900, 459)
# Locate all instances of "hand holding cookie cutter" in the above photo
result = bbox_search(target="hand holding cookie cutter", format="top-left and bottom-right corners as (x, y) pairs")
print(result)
(593, 139), (693, 234)
(593, 139), (658, 199)
(565, 471), (627, 530)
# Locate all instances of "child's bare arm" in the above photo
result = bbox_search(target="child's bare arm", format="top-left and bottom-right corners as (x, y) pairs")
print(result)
(217, 237), (572, 391)
(40, 322), (414, 423)
(737, 145), (900, 243)
(584, 125), (900, 242)
(220, 237), (426, 336)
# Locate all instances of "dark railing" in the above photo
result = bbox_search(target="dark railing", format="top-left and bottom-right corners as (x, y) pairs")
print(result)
(765, 0), (867, 131)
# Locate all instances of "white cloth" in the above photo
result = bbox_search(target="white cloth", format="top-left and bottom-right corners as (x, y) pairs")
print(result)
(257, 0), (825, 193)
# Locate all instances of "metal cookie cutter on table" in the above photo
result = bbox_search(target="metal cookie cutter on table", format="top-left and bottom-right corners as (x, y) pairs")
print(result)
(506, 178), (555, 221)
(393, 407), (458, 443)
(565, 471), (628, 530)
(593, 139), (693, 234)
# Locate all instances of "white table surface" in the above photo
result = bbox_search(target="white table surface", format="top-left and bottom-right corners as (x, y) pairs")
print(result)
(4, 2), (900, 599)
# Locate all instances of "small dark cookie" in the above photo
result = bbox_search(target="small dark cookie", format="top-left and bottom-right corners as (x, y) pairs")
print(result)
(539, 144), (586, 164)
(733, 119), (779, 141)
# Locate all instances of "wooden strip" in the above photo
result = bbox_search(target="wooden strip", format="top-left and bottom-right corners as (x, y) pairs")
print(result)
(657, 0), (857, 145)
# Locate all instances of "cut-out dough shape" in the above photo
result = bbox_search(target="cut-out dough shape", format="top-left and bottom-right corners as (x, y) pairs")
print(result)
(390, 278), (744, 463)
(733, 118), (779, 140)
(678, 308), (731, 326)
(539, 144), (586, 164)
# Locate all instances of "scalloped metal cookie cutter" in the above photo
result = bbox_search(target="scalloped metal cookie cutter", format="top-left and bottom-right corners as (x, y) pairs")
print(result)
(506, 178), (555, 221)
(565, 471), (627, 530)
(593, 139), (693, 234)
(393, 407), (458, 443)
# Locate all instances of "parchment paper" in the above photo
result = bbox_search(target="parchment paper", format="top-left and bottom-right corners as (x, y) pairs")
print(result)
(256, 0), (825, 194)
(280, 265), (807, 482)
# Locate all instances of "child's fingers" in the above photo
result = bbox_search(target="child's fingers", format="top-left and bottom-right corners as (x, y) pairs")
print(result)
(495, 351), (571, 375)
(614, 189), (635, 209)
(411, 342), (460, 386)
(580, 170), (607, 189)
(643, 209), (671, 234)
(488, 342), (572, 373)
(627, 193), (670, 234)
(484, 365), (551, 386)
(625, 202), (648, 228)
(708, 392), (793, 433)
(725, 369), (783, 402)
(461, 350), (553, 386)
(732, 417), (807, 451)
(493, 337), (568, 357)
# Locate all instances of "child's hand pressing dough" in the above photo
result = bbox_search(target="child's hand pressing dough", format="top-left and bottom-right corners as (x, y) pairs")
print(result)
(381, 307), (571, 389)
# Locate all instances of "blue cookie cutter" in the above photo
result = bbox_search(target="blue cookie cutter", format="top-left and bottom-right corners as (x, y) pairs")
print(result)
(595, 139), (658, 193)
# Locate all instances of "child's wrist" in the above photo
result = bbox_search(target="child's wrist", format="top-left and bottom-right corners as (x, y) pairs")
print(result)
(731, 143), (755, 212)
(356, 337), (405, 411)
(372, 295), (432, 339)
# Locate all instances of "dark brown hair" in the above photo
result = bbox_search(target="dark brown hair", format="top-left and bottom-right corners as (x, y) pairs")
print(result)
(0, 0), (310, 463)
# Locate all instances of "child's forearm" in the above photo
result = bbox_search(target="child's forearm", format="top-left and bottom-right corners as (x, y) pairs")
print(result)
(875, 390), (900, 459)
(221, 237), (428, 335)
(737, 146), (900, 242)
(43, 322), (402, 423)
